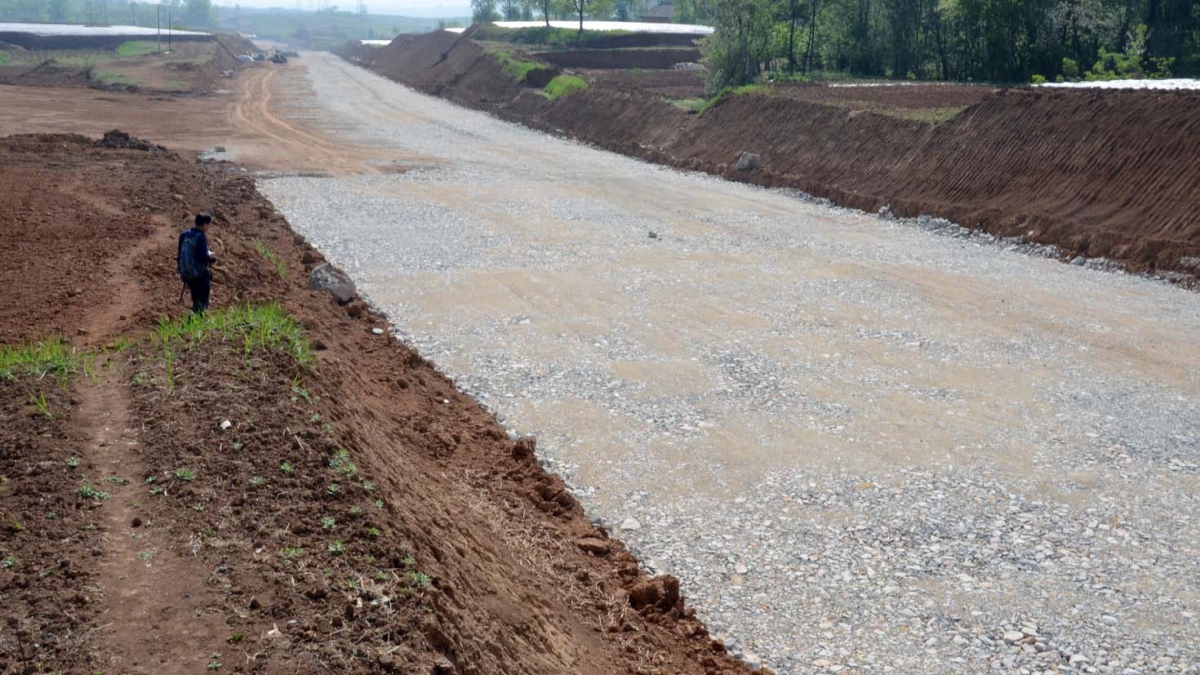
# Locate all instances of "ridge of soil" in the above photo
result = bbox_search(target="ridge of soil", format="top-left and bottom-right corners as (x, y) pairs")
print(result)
(0, 132), (754, 674)
(352, 30), (1200, 283)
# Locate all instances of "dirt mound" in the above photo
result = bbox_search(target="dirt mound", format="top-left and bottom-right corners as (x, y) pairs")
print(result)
(371, 29), (522, 110)
(352, 31), (1200, 281)
(94, 129), (172, 155)
(0, 133), (755, 674)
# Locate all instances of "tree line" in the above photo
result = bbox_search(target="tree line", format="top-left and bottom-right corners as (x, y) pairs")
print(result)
(692, 0), (1198, 87)
(0, 0), (216, 29)
(471, 0), (655, 26)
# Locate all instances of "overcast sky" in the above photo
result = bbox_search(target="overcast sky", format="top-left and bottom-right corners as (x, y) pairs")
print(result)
(217, 0), (470, 18)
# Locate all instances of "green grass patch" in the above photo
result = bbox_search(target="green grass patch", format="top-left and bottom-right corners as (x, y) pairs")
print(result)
(0, 52), (9, 67)
(93, 70), (135, 86)
(0, 338), (93, 384)
(153, 303), (314, 367)
(253, 238), (287, 278)
(697, 84), (771, 115)
(667, 97), (706, 112)
(116, 40), (160, 58)
(542, 74), (587, 100)
(485, 48), (545, 85)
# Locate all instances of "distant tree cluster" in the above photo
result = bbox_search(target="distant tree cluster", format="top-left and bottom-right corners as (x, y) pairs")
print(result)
(0, 0), (216, 29)
(697, 0), (1198, 88)
(470, 0), (652, 27)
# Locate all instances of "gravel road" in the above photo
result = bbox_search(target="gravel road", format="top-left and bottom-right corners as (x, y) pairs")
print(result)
(257, 53), (1198, 674)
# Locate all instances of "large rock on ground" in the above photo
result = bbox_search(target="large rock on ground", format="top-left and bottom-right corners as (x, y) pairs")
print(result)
(309, 263), (356, 304)
(735, 152), (761, 171)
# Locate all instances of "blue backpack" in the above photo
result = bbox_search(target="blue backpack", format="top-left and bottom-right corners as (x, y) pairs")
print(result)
(178, 230), (206, 282)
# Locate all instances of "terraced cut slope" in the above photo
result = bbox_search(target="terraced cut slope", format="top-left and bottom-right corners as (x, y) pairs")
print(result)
(352, 30), (1200, 282)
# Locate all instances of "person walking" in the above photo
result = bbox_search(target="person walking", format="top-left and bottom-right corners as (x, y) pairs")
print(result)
(177, 213), (217, 314)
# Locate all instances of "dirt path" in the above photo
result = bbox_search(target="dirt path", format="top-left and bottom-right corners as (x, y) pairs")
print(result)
(68, 209), (228, 672)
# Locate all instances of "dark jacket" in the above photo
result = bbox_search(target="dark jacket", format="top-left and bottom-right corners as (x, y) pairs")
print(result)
(177, 228), (212, 280)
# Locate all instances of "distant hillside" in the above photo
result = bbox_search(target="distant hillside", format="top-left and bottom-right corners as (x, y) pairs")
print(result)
(215, 7), (459, 50)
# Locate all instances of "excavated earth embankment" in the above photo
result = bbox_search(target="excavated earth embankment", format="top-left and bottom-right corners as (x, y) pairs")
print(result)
(351, 30), (1200, 282)
(0, 132), (752, 675)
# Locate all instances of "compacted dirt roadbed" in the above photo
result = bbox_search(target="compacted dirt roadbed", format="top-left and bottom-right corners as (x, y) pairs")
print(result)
(0, 134), (750, 674)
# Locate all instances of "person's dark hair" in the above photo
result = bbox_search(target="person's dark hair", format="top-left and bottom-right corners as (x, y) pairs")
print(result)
(195, 213), (213, 227)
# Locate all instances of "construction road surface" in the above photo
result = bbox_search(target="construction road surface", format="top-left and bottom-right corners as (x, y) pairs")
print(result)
(241, 53), (1197, 673)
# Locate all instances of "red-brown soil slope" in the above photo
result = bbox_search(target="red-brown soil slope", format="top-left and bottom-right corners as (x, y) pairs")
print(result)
(356, 31), (1200, 281)
(0, 133), (753, 675)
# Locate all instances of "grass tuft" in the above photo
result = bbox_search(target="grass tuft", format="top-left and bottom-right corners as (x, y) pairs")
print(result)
(154, 303), (314, 367)
(0, 337), (92, 384)
(485, 48), (546, 85)
(542, 74), (588, 101)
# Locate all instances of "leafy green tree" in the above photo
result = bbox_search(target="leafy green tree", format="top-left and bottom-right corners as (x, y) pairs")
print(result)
(473, 0), (499, 22)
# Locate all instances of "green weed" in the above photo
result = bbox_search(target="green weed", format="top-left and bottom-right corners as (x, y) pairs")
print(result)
(406, 570), (431, 588)
(0, 337), (91, 384)
(329, 450), (356, 477)
(174, 468), (196, 482)
(66, 457), (82, 468)
(320, 516), (336, 530)
(252, 238), (287, 278)
(326, 483), (341, 496)
(1, 556), (15, 569)
(280, 461), (296, 475)
(78, 484), (110, 502)
(249, 476), (265, 488)
(281, 547), (305, 559)
(327, 540), (346, 556)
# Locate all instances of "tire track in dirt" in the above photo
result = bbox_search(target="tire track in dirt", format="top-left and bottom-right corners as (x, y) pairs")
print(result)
(230, 67), (384, 176)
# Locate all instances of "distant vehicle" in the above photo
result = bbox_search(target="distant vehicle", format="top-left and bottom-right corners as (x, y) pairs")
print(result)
(252, 51), (266, 61)
(271, 51), (288, 64)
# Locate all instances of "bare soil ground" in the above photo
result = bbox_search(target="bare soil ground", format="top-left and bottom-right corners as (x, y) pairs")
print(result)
(0, 34), (252, 93)
(0, 133), (751, 674)
(358, 30), (1200, 282)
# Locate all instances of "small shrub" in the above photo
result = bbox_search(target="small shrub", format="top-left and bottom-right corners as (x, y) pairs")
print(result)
(1030, 74), (1047, 85)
